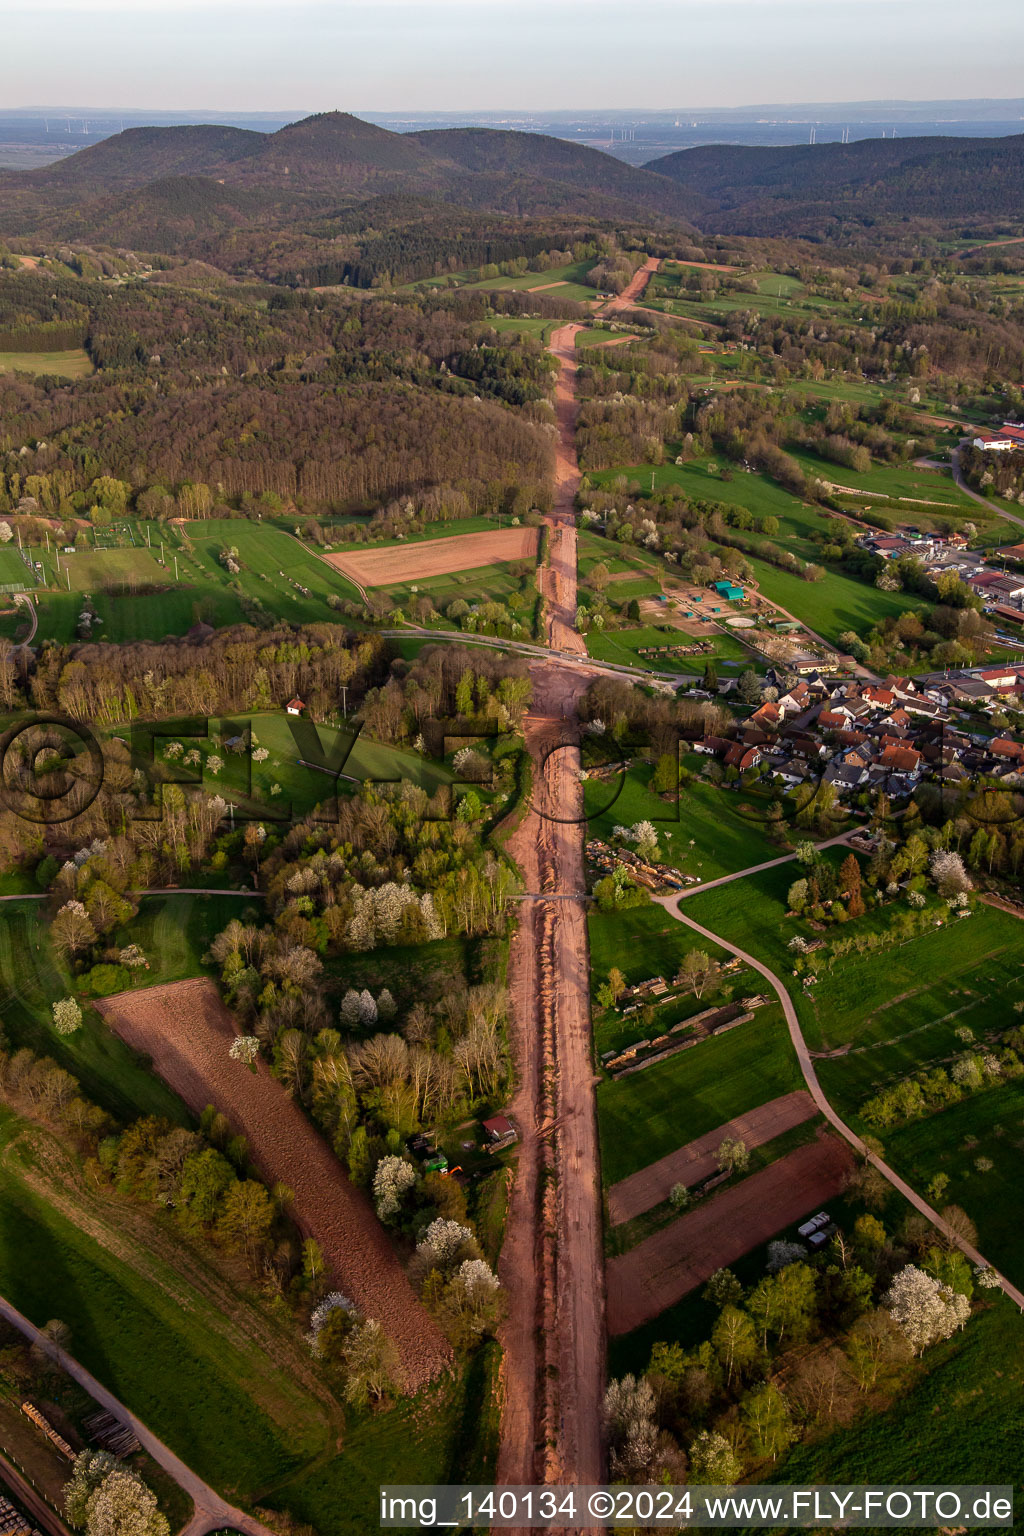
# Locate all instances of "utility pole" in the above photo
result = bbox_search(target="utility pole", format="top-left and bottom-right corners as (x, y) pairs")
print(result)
(174, 555), (179, 581)
(341, 685), (348, 717)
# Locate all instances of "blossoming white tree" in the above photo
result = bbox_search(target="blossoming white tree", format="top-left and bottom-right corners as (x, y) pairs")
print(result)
(929, 849), (972, 898)
(52, 998), (82, 1036)
(416, 1218), (475, 1273)
(882, 1264), (970, 1355)
(373, 1156), (417, 1221)
(688, 1429), (742, 1484)
(228, 1035), (260, 1067)
(305, 1291), (357, 1354)
(64, 1451), (168, 1536)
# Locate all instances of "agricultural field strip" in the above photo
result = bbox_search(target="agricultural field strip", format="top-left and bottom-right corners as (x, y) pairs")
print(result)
(606, 1090), (817, 1226)
(605, 1135), (855, 1335)
(839, 995), (989, 1057)
(96, 978), (453, 1391)
(323, 528), (539, 589)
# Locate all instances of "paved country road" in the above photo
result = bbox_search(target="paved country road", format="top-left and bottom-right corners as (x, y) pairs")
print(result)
(0, 1296), (278, 1536)
(951, 443), (1024, 531)
(671, 829), (856, 900)
(654, 895), (1024, 1310)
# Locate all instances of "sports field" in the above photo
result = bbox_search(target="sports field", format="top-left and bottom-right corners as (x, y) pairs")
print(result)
(30, 519), (366, 642)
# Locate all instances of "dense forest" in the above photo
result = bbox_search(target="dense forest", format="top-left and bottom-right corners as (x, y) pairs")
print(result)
(0, 272), (563, 515)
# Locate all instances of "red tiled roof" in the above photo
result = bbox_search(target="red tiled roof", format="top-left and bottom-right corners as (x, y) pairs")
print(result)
(879, 745), (922, 772)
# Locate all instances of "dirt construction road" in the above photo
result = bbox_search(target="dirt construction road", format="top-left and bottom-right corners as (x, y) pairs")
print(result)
(606, 1090), (817, 1227)
(497, 311), (603, 1517)
(596, 256), (660, 315)
(606, 1133), (855, 1335)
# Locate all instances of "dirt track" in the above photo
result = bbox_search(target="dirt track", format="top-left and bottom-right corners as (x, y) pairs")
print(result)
(323, 527), (539, 588)
(606, 1133), (855, 1335)
(545, 324), (588, 655)
(606, 1090), (817, 1227)
(497, 308), (603, 1514)
(596, 256), (660, 316)
(96, 978), (453, 1392)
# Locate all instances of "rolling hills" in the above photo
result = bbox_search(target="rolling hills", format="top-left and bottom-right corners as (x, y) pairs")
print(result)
(0, 111), (1020, 261)
(0, 111), (703, 240)
(645, 133), (1024, 235)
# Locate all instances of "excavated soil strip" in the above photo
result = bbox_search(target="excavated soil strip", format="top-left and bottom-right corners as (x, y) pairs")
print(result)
(595, 256), (660, 315)
(323, 527), (539, 589)
(606, 1090), (817, 1227)
(96, 978), (452, 1391)
(606, 1134), (855, 1335)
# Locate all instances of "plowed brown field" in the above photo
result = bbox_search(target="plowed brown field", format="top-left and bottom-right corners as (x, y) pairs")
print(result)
(323, 527), (539, 589)
(606, 1133), (854, 1335)
(607, 1090), (817, 1227)
(96, 978), (452, 1391)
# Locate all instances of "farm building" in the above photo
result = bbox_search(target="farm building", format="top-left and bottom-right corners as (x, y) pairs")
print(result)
(285, 696), (305, 716)
(712, 580), (744, 601)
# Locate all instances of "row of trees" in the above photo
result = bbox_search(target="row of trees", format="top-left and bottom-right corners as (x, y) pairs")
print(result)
(861, 1022), (1024, 1131)
(0, 1043), (306, 1288)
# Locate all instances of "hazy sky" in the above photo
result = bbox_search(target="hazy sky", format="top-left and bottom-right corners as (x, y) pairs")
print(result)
(2, 0), (1023, 113)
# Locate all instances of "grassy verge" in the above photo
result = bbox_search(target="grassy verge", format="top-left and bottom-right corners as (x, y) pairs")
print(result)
(769, 1298), (1024, 1491)
(596, 1007), (802, 1186)
(0, 1110), (333, 1501)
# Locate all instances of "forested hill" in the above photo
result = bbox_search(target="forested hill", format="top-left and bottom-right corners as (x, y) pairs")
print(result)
(26, 124), (266, 192)
(409, 127), (700, 217)
(645, 133), (1024, 236)
(0, 111), (703, 234)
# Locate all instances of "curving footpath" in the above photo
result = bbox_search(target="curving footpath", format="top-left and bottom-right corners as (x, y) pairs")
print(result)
(12, 593), (37, 648)
(672, 830), (855, 901)
(653, 892), (1024, 1311)
(0, 1295), (277, 1536)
